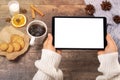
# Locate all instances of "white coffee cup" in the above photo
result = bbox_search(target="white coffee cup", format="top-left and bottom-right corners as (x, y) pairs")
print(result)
(27, 20), (47, 46)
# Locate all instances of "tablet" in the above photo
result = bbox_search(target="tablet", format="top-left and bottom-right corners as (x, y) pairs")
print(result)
(52, 16), (107, 50)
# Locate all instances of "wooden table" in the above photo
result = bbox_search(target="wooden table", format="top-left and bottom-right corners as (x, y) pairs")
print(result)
(0, 0), (100, 80)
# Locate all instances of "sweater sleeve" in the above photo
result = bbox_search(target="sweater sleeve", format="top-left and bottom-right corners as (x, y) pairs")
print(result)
(96, 52), (120, 80)
(33, 49), (63, 80)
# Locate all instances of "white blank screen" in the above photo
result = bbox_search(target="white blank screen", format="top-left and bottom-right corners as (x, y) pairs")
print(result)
(54, 18), (104, 49)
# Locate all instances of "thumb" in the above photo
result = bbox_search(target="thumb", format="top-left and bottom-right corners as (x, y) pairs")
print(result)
(98, 50), (105, 55)
(106, 34), (116, 46)
(47, 33), (53, 45)
(56, 50), (62, 54)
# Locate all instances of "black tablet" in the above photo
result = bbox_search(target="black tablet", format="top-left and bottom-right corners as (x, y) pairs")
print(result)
(52, 16), (107, 50)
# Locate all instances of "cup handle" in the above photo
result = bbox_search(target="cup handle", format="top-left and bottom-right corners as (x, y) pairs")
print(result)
(30, 37), (35, 46)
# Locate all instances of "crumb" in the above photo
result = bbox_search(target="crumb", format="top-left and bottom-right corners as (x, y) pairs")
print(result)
(85, 4), (95, 15)
(113, 15), (120, 24)
(6, 18), (11, 22)
(101, 1), (112, 11)
(20, 8), (27, 14)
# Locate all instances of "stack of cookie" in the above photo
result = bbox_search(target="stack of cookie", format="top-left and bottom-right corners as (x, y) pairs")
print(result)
(0, 34), (25, 53)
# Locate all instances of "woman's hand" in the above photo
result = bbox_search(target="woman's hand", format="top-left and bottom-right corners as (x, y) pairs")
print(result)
(98, 34), (118, 55)
(43, 33), (62, 54)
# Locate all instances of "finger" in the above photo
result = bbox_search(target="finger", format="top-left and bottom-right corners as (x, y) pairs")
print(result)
(98, 50), (105, 55)
(106, 34), (115, 46)
(56, 50), (62, 54)
(43, 34), (49, 46)
(47, 33), (53, 45)
(106, 34), (118, 51)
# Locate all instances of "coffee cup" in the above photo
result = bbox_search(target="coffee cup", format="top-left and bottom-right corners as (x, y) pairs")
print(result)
(27, 20), (47, 46)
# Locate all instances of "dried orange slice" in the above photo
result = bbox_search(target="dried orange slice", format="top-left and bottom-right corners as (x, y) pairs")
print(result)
(11, 14), (26, 28)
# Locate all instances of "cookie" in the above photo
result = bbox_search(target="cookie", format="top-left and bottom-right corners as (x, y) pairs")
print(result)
(6, 43), (14, 53)
(15, 39), (25, 49)
(12, 42), (21, 52)
(0, 42), (9, 51)
(11, 34), (24, 42)
(11, 34), (25, 48)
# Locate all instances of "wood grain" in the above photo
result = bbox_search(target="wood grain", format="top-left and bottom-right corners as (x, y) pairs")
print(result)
(0, 0), (100, 80)
(0, 0), (85, 5)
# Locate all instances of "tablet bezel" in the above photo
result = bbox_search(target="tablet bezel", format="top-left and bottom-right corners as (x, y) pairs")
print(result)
(52, 16), (107, 50)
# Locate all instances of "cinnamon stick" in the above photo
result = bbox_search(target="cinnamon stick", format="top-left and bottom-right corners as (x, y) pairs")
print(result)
(31, 7), (35, 19)
(30, 5), (44, 17)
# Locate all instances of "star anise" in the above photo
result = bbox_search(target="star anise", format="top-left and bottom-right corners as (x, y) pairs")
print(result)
(20, 8), (27, 14)
(5, 17), (11, 22)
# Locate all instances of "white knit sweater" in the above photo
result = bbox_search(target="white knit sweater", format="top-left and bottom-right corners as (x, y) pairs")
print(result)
(33, 49), (63, 80)
(33, 49), (120, 80)
(97, 52), (120, 80)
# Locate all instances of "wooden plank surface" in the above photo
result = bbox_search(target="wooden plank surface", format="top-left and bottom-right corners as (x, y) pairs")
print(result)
(0, 0), (100, 80)
(0, 0), (85, 5)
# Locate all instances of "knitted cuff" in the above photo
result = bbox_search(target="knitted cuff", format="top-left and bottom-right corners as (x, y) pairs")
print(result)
(98, 52), (120, 76)
(35, 49), (62, 69)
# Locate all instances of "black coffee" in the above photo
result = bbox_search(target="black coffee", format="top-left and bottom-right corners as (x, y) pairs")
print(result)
(28, 24), (46, 37)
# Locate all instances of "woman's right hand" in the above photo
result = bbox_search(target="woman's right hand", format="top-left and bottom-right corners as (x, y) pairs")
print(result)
(98, 34), (118, 55)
